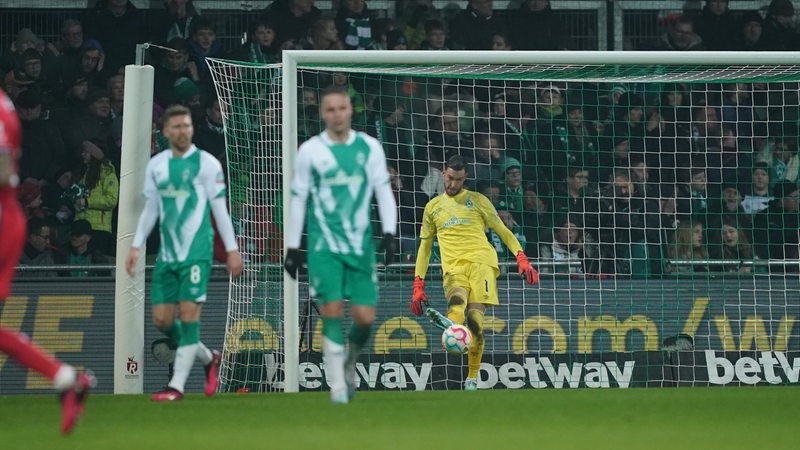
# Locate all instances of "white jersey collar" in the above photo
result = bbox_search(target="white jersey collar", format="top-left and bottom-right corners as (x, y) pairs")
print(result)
(170, 144), (198, 159)
(321, 129), (355, 146)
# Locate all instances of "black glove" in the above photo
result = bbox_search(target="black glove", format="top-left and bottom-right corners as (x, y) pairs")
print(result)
(381, 233), (397, 266)
(284, 248), (305, 280)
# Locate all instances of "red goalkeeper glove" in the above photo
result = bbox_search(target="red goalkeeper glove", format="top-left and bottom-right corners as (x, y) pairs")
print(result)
(516, 251), (539, 285)
(410, 276), (428, 316)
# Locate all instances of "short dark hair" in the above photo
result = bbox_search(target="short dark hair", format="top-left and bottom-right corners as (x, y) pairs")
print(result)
(445, 154), (467, 172)
(27, 217), (48, 237)
(752, 161), (770, 173)
(190, 16), (216, 35)
(672, 14), (695, 29)
(250, 17), (277, 39)
(611, 168), (631, 182)
(524, 181), (543, 194)
(437, 101), (459, 117)
(424, 19), (445, 34)
(166, 37), (189, 54)
(555, 213), (584, 229)
(320, 85), (349, 101)
(677, 163), (706, 183)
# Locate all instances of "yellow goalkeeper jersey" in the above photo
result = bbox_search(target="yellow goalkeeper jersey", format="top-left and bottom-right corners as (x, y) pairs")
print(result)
(416, 189), (523, 278)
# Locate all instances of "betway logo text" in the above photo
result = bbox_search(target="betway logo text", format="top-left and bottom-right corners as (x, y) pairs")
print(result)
(298, 357), (636, 391)
(299, 362), (431, 391)
(706, 350), (800, 385)
(481, 357), (635, 389)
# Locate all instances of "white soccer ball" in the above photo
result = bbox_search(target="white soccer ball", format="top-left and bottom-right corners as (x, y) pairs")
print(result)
(441, 324), (472, 355)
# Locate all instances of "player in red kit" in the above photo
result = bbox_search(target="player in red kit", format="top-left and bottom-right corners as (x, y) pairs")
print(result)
(0, 89), (94, 435)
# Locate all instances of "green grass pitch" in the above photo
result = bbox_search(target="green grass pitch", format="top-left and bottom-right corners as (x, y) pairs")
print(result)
(1, 388), (798, 450)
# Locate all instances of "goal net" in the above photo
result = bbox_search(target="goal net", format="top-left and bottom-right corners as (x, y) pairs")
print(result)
(208, 51), (800, 392)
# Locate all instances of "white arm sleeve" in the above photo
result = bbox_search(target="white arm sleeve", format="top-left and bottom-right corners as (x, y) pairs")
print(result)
(366, 136), (397, 235)
(285, 145), (311, 248)
(374, 182), (397, 235)
(286, 195), (307, 249)
(132, 196), (159, 249)
(210, 196), (239, 252)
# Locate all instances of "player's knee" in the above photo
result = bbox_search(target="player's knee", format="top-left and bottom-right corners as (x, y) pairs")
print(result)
(448, 294), (466, 307)
(352, 316), (374, 328)
(152, 316), (171, 330)
(350, 305), (376, 328)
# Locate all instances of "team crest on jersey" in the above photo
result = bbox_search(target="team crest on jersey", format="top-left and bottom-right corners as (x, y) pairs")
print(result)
(356, 152), (366, 165)
(466, 199), (473, 208)
(182, 169), (191, 184)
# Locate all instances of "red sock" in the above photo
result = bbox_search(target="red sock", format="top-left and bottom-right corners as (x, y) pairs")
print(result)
(0, 327), (61, 380)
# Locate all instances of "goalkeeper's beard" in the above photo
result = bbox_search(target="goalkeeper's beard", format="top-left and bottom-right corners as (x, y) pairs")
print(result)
(445, 186), (463, 196)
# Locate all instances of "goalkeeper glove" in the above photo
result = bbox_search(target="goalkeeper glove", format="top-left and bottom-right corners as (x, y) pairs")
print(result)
(516, 251), (539, 285)
(284, 248), (305, 280)
(410, 276), (428, 316)
(381, 233), (397, 266)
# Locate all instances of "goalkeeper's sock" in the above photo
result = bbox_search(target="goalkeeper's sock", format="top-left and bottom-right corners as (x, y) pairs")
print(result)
(169, 321), (200, 393)
(447, 296), (466, 326)
(466, 309), (485, 380)
(0, 326), (62, 381)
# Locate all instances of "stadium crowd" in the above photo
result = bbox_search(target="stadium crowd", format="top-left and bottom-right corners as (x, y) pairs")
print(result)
(4, 0), (800, 277)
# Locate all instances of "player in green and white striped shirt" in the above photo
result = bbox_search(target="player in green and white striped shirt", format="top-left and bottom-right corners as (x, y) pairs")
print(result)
(284, 85), (397, 404)
(126, 105), (243, 401)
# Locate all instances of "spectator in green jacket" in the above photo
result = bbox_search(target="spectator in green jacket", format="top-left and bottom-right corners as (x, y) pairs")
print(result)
(73, 140), (119, 255)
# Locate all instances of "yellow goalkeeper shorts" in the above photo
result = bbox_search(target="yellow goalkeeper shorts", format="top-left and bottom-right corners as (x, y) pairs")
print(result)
(443, 262), (499, 306)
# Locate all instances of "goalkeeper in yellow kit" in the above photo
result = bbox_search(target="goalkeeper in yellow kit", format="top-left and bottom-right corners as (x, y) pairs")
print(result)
(410, 154), (539, 391)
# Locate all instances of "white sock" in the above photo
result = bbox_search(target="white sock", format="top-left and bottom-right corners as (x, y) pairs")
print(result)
(53, 364), (76, 391)
(323, 337), (346, 395)
(195, 342), (213, 365)
(169, 343), (199, 393)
